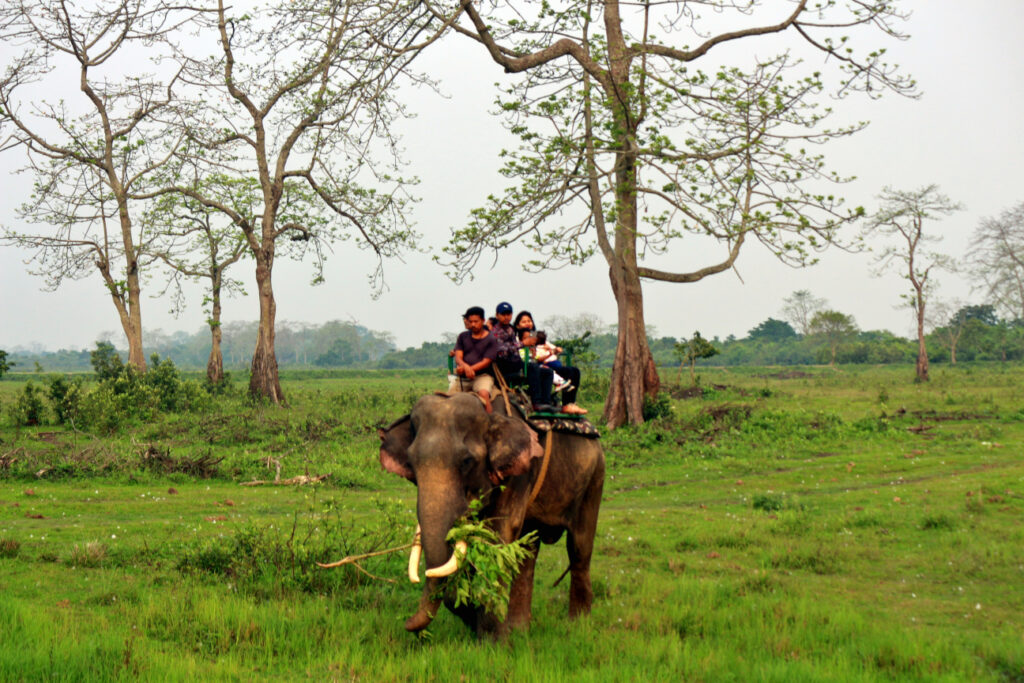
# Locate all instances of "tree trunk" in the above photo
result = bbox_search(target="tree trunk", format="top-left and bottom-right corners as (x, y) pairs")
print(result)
(125, 270), (146, 372)
(207, 332), (224, 383)
(98, 257), (145, 374)
(915, 298), (929, 382)
(249, 258), (284, 402)
(603, 264), (659, 428)
(111, 188), (146, 372)
(206, 275), (224, 383)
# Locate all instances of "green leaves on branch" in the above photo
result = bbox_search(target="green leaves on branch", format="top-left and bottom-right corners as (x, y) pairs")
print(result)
(434, 504), (537, 622)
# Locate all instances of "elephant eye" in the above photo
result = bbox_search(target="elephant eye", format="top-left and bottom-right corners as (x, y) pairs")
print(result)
(460, 454), (477, 472)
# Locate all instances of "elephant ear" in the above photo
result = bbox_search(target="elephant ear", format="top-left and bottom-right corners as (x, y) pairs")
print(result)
(485, 414), (543, 482)
(379, 414), (415, 482)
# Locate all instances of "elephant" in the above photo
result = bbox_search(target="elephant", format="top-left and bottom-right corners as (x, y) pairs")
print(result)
(378, 392), (605, 636)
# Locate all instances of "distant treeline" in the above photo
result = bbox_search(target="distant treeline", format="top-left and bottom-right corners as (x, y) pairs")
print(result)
(6, 320), (397, 373)
(6, 309), (1024, 375)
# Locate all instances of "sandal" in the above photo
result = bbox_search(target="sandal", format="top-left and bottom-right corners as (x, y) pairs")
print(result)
(561, 403), (588, 415)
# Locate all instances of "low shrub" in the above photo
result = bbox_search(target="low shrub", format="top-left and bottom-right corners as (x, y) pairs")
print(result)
(145, 354), (207, 412)
(70, 353), (209, 433)
(47, 375), (85, 425)
(642, 392), (673, 421)
(752, 493), (785, 512)
(78, 379), (158, 433)
(7, 381), (47, 427)
(203, 371), (234, 396)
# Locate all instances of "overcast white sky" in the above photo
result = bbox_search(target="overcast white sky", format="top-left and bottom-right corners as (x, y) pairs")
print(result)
(2, 0), (1023, 352)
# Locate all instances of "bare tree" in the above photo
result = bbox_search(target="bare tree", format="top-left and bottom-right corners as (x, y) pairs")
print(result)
(927, 299), (962, 365)
(967, 201), (1024, 322)
(781, 290), (827, 337)
(0, 0), (196, 371)
(864, 185), (961, 382)
(544, 312), (608, 341)
(143, 0), (439, 402)
(432, 0), (916, 427)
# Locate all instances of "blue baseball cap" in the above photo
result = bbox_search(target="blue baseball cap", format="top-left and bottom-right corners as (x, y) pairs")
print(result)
(496, 302), (513, 314)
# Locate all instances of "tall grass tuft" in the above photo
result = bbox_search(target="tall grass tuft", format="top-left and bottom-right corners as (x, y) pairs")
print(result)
(0, 538), (21, 558)
(68, 541), (107, 567)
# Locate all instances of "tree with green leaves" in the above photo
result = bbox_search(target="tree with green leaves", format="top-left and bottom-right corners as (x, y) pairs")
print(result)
(747, 318), (797, 343)
(142, 0), (434, 402)
(90, 341), (125, 382)
(967, 201), (1024, 322)
(0, 0), (199, 372)
(674, 332), (719, 385)
(434, 0), (915, 427)
(864, 185), (962, 382)
(0, 349), (13, 378)
(928, 302), (997, 365)
(808, 310), (858, 368)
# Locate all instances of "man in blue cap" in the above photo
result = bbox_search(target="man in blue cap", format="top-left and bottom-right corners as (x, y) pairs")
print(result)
(491, 302), (555, 412)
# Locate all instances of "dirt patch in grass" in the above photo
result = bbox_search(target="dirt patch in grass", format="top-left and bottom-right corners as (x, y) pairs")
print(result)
(758, 370), (814, 379)
(669, 384), (747, 399)
(139, 444), (223, 478)
(908, 410), (994, 422)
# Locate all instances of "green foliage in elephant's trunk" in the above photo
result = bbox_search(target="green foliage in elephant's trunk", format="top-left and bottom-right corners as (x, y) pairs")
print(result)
(432, 505), (537, 622)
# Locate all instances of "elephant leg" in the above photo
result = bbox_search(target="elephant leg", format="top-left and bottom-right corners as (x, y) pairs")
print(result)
(566, 528), (593, 618)
(566, 471), (604, 618)
(506, 541), (539, 630)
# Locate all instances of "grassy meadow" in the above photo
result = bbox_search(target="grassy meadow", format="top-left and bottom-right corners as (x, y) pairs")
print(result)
(0, 365), (1022, 681)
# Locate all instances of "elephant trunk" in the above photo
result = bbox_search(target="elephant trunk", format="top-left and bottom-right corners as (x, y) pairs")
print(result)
(404, 578), (443, 632)
(404, 467), (466, 632)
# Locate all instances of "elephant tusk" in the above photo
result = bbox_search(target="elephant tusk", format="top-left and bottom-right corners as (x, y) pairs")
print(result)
(424, 540), (468, 579)
(408, 524), (422, 584)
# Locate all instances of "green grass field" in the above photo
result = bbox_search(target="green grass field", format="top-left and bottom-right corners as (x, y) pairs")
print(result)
(1, 365), (1022, 681)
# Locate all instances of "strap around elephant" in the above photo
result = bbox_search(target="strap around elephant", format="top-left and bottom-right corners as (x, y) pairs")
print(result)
(526, 430), (554, 509)
(492, 363), (513, 416)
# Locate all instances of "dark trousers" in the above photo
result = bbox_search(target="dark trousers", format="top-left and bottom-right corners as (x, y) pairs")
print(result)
(526, 362), (553, 406)
(494, 357), (524, 383)
(556, 365), (581, 405)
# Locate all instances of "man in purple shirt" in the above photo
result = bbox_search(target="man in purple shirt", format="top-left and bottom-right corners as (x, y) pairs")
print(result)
(450, 306), (498, 413)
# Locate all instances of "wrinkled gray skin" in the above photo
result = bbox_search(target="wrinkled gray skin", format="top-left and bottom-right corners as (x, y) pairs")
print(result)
(379, 393), (605, 637)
